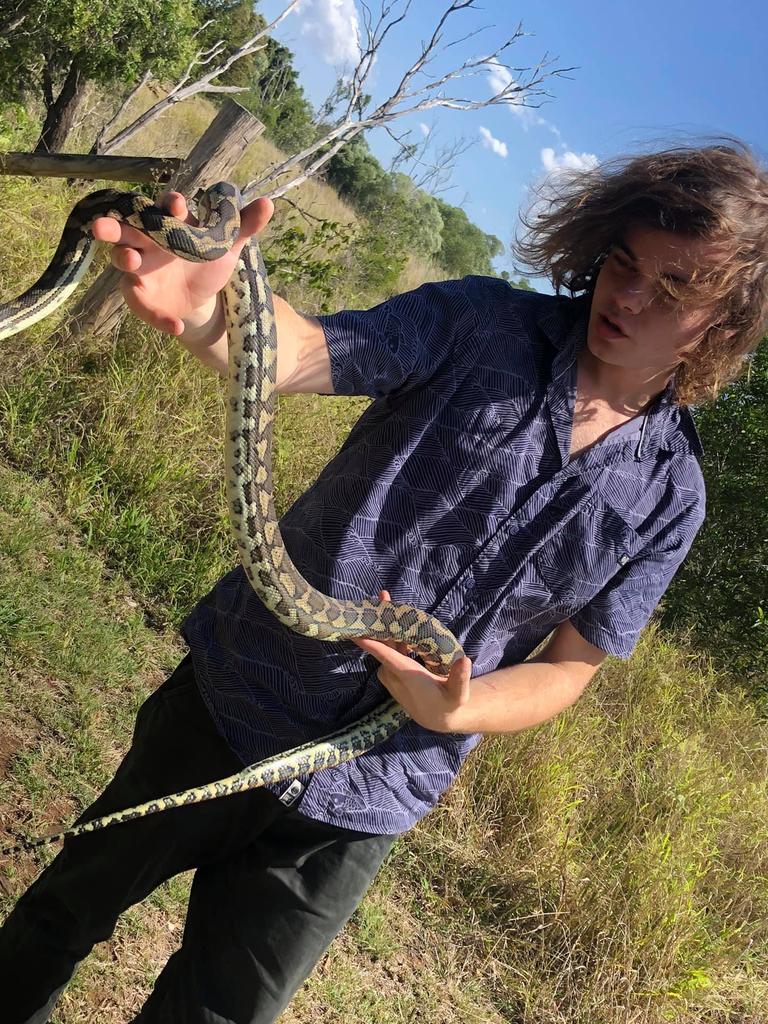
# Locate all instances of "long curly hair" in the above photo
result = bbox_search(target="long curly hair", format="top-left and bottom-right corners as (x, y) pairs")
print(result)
(514, 139), (768, 405)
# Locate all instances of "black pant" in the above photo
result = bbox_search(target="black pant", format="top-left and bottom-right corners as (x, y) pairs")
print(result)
(0, 655), (398, 1023)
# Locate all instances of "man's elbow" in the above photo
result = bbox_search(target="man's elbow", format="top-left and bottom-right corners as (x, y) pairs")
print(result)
(533, 617), (608, 695)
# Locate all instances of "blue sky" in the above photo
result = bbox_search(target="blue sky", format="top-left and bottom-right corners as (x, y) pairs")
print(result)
(258, 0), (767, 281)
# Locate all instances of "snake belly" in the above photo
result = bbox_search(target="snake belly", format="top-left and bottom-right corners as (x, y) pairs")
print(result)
(0, 181), (465, 857)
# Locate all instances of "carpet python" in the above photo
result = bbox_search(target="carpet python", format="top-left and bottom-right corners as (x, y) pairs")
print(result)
(0, 181), (464, 857)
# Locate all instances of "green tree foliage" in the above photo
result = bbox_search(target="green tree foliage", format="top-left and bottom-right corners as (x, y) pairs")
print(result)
(390, 174), (444, 256)
(0, 0), (200, 151)
(660, 337), (768, 696)
(323, 135), (389, 208)
(433, 197), (503, 278)
(193, 0), (266, 90)
(324, 135), (504, 278)
(241, 36), (318, 153)
(194, 3), (316, 152)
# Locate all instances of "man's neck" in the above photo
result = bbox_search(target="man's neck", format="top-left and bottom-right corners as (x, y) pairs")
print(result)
(576, 346), (672, 416)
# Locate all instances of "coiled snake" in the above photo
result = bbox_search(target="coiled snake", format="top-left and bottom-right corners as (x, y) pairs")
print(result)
(0, 182), (464, 857)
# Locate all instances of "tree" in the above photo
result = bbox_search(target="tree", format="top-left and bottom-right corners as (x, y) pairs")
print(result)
(660, 338), (768, 695)
(84, 0), (570, 201)
(0, 0), (200, 153)
(193, 0), (266, 91)
(244, 2), (572, 203)
(433, 198), (503, 276)
(323, 138), (444, 260)
(239, 37), (318, 153)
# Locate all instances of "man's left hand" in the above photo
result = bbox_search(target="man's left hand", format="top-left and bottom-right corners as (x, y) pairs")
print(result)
(351, 590), (473, 732)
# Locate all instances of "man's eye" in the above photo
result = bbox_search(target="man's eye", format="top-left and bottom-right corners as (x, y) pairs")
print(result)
(656, 283), (682, 304)
(612, 251), (631, 269)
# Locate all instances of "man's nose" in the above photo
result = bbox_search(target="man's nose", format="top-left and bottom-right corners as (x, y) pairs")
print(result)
(612, 278), (652, 314)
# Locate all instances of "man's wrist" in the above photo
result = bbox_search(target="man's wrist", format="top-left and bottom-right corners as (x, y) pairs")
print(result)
(179, 296), (225, 350)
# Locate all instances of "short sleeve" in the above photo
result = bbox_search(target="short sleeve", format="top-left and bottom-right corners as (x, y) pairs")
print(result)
(316, 277), (481, 399)
(571, 489), (706, 659)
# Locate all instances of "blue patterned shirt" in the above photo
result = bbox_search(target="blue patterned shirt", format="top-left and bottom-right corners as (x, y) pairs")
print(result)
(181, 278), (706, 835)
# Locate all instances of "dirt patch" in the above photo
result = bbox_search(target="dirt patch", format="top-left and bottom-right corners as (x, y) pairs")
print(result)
(0, 729), (21, 775)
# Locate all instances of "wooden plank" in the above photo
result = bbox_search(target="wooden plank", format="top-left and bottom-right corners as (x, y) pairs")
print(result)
(0, 152), (182, 183)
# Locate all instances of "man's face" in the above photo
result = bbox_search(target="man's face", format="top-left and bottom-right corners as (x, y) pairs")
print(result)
(586, 225), (717, 377)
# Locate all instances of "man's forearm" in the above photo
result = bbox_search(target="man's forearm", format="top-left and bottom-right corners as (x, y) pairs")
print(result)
(176, 293), (330, 393)
(446, 658), (589, 734)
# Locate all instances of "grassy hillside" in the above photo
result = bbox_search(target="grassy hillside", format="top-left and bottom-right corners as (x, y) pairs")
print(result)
(1, 92), (767, 1023)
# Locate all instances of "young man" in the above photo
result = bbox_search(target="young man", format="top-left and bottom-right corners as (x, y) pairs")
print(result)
(2, 142), (766, 1023)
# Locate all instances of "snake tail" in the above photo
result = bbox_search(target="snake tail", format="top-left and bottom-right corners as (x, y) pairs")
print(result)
(0, 698), (409, 858)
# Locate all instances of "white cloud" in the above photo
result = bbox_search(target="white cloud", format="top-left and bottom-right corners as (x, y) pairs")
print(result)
(479, 126), (508, 159)
(295, 0), (361, 67)
(541, 147), (599, 174)
(486, 57), (514, 95)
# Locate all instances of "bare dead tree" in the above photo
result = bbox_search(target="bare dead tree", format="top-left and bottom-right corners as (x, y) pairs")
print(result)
(94, 0), (303, 156)
(386, 122), (472, 196)
(242, 1), (574, 201)
(89, 0), (572, 207)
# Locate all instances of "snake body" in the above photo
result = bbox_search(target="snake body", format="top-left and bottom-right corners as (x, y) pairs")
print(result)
(0, 182), (464, 857)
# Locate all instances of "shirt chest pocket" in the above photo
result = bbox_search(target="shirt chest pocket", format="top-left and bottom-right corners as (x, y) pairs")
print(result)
(533, 506), (646, 612)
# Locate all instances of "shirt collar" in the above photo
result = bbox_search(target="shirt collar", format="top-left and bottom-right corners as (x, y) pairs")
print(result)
(535, 294), (705, 461)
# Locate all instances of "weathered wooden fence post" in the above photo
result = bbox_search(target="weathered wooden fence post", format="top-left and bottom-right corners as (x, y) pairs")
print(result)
(67, 99), (264, 340)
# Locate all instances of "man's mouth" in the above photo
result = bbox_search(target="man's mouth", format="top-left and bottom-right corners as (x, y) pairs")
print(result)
(598, 313), (628, 338)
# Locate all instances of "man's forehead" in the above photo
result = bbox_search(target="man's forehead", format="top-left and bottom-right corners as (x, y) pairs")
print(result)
(619, 225), (714, 266)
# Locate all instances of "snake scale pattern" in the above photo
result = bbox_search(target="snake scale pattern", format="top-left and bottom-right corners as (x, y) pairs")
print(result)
(0, 181), (464, 857)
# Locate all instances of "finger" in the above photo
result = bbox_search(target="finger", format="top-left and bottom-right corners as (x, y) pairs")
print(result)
(156, 190), (197, 226)
(91, 189), (193, 248)
(91, 217), (154, 251)
(352, 636), (411, 668)
(110, 246), (143, 273)
(90, 215), (125, 245)
(351, 636), (395, 660)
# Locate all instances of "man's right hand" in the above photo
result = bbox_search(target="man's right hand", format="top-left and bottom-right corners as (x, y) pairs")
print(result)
(91, 190), (275, 340)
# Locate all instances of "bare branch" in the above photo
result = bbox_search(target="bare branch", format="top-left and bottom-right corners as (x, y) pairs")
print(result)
(276, 195), (332, 226)
(3, 13), (26, 33)
(248, 126), (368, 201)
(91, 70), (153, 155)
(387, 123), (472, 195)
(244, 12), (571, 201)
(96, 0), (302, 156)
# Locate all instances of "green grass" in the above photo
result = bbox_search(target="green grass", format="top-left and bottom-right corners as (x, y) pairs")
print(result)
(1, 98), (768, 1023)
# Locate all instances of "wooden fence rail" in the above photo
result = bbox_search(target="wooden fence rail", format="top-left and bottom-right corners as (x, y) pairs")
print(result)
(0, 153), (182, 183)
(2, 99), (265, 339)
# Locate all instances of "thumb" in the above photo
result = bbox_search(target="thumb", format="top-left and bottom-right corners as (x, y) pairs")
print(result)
(447, 656), (472, 704)
(238, 196), (274, 241)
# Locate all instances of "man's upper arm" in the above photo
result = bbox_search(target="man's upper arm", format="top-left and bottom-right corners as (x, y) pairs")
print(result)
(531, 618), (608, 691)
(312, 277), (482, 399)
